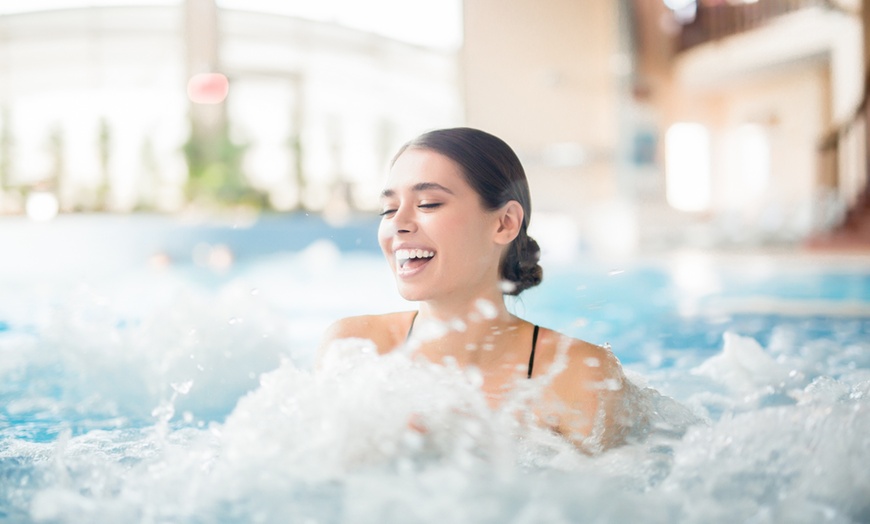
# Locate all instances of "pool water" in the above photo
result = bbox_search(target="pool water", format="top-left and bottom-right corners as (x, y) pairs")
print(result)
(1, 215), (869, 523)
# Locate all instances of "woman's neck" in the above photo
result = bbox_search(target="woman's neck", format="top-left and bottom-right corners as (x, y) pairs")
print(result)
(409, 287), (519, 345)
(417, 287), (509, 323)
(407, 290), (527, 373)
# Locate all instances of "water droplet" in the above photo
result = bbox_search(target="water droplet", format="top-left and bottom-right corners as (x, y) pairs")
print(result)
(151, 402), (175, 422)
(465, 366), (484, 387)
(171, 380), (193, 395)
(584, 357), (601, 368)
(603, 378), (622, 391)
(475, 299), (498, 319)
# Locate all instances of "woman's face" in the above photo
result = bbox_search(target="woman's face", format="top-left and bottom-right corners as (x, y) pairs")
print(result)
(377, 148), (505, 305)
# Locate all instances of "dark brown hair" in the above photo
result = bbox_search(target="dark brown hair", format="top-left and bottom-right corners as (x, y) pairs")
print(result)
(393, 127), (542, 295)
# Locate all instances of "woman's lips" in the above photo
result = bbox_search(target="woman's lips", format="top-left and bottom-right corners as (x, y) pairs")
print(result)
(396, 249), (435, 277)
(395, 248), (434, 265)
(402, 256), (430, 269)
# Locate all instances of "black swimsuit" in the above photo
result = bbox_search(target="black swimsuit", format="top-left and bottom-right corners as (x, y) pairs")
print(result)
(528, 324), (540, 378)
(406, 312), (541, 379)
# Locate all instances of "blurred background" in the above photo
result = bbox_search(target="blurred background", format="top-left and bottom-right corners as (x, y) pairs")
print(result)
(0, 0), (867, 255)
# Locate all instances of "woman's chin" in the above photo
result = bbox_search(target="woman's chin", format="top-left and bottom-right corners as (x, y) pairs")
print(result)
(397, 288), (428, 302)
(395, 280), (436, 303)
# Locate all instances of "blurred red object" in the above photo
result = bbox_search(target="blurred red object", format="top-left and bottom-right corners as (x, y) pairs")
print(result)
(186, 73), (229, 104)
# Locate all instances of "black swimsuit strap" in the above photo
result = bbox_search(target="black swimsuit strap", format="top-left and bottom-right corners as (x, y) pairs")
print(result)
(407, 314), (539, 379)
(406, 311), (418, 341)
(528, 325), (540, 379)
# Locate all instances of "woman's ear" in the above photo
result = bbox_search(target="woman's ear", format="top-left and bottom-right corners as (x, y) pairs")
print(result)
(494, 201), (523, 245)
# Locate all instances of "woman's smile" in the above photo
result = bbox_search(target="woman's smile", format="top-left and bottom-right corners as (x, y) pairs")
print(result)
(395, 248), (436, 276)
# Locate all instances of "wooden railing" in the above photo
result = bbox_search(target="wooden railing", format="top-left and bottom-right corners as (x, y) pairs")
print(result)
(817, 72), (870, 236)
(677, 0), (831, 52)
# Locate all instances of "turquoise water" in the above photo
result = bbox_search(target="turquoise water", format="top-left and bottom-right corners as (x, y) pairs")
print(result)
(1, 215), (869, 523)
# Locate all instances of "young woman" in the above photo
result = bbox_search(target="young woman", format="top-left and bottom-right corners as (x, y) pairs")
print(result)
(318, 127), (628, 450)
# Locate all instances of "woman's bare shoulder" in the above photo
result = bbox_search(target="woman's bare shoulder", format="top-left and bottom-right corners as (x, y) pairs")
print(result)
(321, 314), (385, 339)
(319, 311), (416, 355)
(533, 328), (624, 386)
(532, 327), (628, 450)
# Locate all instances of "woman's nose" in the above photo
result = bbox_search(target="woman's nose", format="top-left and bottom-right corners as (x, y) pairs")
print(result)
(393, 204), (416, 234)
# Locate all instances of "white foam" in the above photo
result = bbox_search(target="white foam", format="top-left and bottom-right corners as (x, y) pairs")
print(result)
(1, 243), (868, 523)
(692, 331), (794, 397)
(5, 325), (869, 524)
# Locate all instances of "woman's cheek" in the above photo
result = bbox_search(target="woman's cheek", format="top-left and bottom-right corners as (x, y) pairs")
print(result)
(376, 224), (393, 265)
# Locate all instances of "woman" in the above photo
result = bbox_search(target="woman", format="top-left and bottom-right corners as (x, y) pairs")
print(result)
(318, 127), (628, 451)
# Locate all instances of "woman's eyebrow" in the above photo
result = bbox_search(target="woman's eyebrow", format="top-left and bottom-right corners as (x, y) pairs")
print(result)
(380, 182), (455, 199)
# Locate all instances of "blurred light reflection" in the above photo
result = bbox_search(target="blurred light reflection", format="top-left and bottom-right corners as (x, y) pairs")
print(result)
(665, 123), (711, 213)
(187, 73), (229, 105)
(25, 191), (60, 222)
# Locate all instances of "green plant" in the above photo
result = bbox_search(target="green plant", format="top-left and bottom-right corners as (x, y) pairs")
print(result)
(182, 122), (267, 208)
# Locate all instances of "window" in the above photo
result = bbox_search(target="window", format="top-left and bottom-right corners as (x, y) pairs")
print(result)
(665, 123), (711, 212)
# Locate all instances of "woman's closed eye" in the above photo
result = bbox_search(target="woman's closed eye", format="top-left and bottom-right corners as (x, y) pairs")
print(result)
(379, 203), (442, 217)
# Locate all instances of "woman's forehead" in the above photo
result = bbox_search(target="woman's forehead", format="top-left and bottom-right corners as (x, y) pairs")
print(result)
(382, 148), (468, 193)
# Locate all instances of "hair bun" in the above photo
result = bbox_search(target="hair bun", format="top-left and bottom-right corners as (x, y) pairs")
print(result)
(503, 235), (543, 296)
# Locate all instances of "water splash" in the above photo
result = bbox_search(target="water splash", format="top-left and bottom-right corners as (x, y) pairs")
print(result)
(1, 248), (868, 523)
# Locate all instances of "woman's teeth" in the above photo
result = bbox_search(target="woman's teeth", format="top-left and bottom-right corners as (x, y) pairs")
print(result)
(396, 249), (435, 266)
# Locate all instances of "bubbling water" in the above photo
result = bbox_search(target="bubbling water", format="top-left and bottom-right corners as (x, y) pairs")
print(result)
(8, 329), (868, 523)
(3, 338), (692, 523)
(1, 247), (869, 523)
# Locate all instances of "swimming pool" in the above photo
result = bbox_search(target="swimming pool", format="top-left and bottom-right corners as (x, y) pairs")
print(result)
(1, 214), (869, 523)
